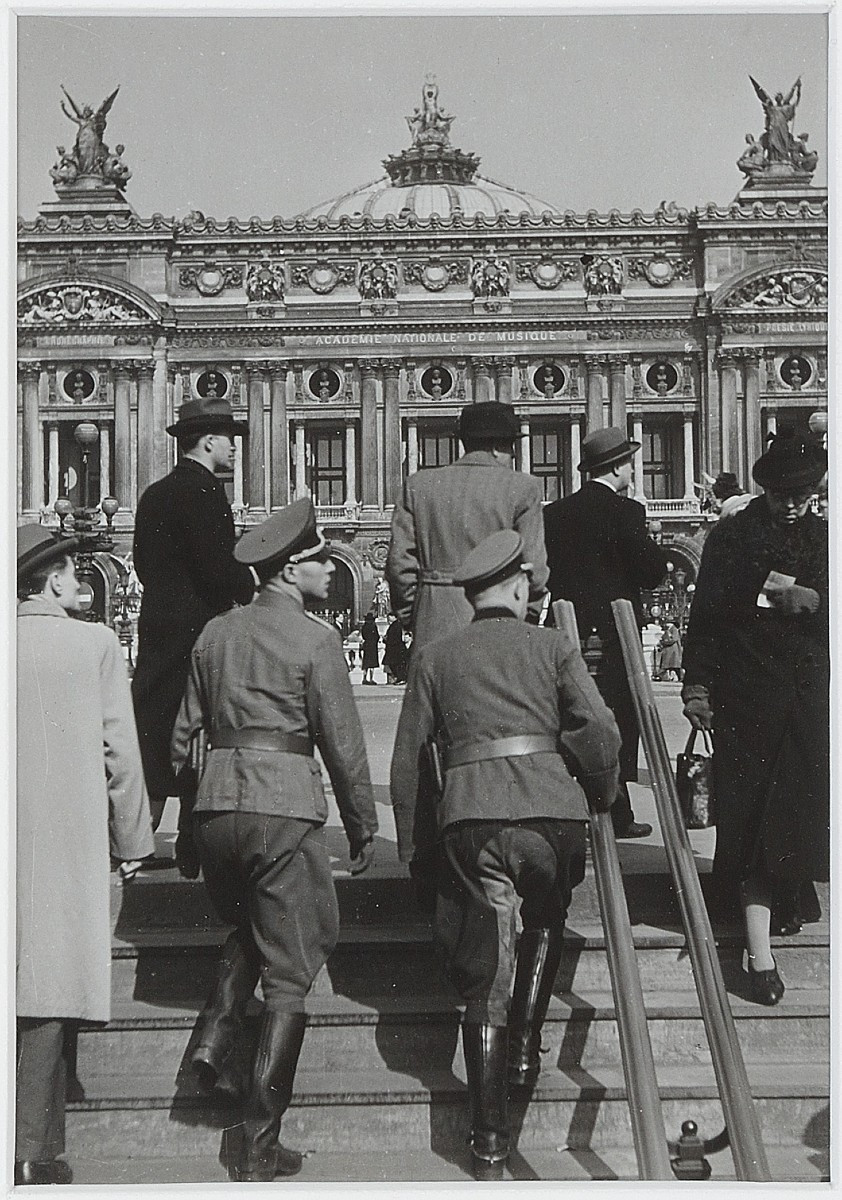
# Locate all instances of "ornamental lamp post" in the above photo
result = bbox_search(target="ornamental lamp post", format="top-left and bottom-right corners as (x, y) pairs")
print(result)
(73, 421), (100, 518)
(54, 496), (74, 536)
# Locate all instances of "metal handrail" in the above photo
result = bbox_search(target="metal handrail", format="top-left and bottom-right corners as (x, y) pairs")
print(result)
(553, 600), (672, 1179)
(611, 598), (771, 1181)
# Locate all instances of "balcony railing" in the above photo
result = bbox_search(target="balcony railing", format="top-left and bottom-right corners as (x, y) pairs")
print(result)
(644, 497), (701, 519)
(315, 502), (362, 523)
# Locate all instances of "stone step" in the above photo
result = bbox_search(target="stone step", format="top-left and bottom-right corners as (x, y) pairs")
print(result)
(66, 1141), (830, 1185)
(76, 989), (829, 1080)
(65, 1061), (829, 1158)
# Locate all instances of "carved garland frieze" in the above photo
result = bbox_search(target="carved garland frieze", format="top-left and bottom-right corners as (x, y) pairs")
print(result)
(626, 254), (694, 287)
(358, 260), (399, 300)
(291, 262), (357, 294)
(515, 257), (578, 290)
(179, 263), (244, 296)
(402, 259), (469, 291)
(727, 269), (827, 310)
(246, 262), (285, 302)
(470, 257), (510, 298)
(18, 284), (148, 325)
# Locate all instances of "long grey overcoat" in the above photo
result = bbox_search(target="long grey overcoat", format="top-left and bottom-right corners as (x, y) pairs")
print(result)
(17, 597), (154, 1023)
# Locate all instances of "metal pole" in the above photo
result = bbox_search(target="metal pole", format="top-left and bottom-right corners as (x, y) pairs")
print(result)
(611, 599), (771, 1181)
(553, 601), (672, 1179)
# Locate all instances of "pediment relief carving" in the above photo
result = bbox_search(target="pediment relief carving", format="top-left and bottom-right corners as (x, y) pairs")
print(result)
(18, 281), (154, 326)
(722, 267), (827, 311)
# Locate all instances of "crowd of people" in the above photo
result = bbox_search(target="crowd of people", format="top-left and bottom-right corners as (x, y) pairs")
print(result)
(16, 393), (828, 1184)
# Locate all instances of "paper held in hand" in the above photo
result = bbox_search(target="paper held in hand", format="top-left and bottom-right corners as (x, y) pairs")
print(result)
(757, 570), (796, 608)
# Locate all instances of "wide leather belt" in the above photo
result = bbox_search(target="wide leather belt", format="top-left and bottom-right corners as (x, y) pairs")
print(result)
(211, 727), (314, 756)
(444, 735), (558, 771)
(419, 569), (456, 586)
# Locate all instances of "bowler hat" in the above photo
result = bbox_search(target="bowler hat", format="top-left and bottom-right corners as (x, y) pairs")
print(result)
(17, 524), (80, 585)
(453, 529), (532, 594)
(166, 395), (247, 437)
(235, 498), (328, 573)
(458, 402), (525, 444)
(752, 427), (827, 491)
(578, 426), (640, 474)
(712, 472), (742, 500)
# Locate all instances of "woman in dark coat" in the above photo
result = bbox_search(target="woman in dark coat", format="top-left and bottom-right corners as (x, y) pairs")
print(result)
(360, 612), (381, 685)
(382, 615), (409, 684)
(681, 429), (828, 1006)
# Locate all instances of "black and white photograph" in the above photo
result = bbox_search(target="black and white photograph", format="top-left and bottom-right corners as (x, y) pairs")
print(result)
(11, 5), (832, 1190)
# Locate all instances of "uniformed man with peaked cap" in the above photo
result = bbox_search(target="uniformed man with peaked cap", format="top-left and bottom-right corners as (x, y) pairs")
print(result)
(171, 497), (378, 1183)
(390, 529), (620, 1181)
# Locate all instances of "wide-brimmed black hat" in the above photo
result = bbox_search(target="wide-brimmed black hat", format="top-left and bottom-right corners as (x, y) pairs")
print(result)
(458, 402), (526, 444)
(166, 395), (247, 437)
(17, 524), (81, 585)
(453, 530), (533, 594)
(578, 427), (640, 474)
(752, 427), (827, 491)
(235, 498), (328, 575)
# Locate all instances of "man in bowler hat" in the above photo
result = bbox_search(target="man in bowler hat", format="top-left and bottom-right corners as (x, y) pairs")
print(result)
(171, 498), (378, 1182)
(391, 530), (620, 1181)
(131, 394), (255, 874)
(543, 427), (668, 838)
(16, 527), (153, 1185)
(386, 400), (549, 654)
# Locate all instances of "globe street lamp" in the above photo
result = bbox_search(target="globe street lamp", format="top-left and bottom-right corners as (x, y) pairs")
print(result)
(73, 421), (100, 516)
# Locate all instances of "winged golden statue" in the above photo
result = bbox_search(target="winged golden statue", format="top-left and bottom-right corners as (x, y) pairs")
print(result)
(60, 85), (120, 175)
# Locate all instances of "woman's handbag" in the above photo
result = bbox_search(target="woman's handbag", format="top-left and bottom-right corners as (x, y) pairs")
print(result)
(676, 729), (716, 829)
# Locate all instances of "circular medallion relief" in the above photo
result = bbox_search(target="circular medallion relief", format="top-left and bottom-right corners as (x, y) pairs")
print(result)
(420, 365), (453, 398)
(780, 355), (812, 389)
(644, 256), (675, 287)
(196, 369), (229, 399)
(63, 368), (96, 401)
(421, 263), (449, 291)
(646, 361), (678, 395)
(309, 367), (342, 400)
(196, 268), (225, 297)
(532, 363), (566, 396)
(369, 541), (389, 569)
(533, 259), (562, 289)
(309, 264), (340, 294)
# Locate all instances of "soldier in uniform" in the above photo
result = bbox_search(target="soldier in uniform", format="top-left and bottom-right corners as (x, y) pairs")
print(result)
(132, 394), (255, 873)
(171, 498), (377, 1182)
(543, 427), (668, 839)
(386, 401), (549, 654)
(391, 530), (620, 1181)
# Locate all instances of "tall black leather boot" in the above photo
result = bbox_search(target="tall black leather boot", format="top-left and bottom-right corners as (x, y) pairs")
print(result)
(238, 1011), (306, 1183)
(462, 1023), (509, 1181)
(507, 927), (564, 1086)
(192, 934), (260, 1090)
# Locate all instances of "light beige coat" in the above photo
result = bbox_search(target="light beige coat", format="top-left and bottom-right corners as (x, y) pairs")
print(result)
(17, 597), (153, 1022)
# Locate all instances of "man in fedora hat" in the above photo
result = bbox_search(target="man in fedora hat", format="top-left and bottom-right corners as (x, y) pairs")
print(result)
(16, 526), (154, 1185)
(171, 498), (378, 1182)
(543, 426), (668, 838)
(386, 400), (549, 655)
(131, 393), (255, 874)
(391, 530), (620, 1180)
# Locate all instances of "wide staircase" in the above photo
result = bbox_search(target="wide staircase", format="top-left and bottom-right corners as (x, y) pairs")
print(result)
(67, 838), (829, 1185)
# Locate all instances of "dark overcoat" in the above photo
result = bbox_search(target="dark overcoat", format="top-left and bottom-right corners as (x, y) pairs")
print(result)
(131, 458), (254, 797)
(360, 618), (381, 670)
(386, 451), (549, 652)
(681, 496), (829, 891)
(543, 480), (668, 780)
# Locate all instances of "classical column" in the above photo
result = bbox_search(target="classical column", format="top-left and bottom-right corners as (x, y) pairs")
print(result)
(632, 418), (644, 499)
(383, 359), (402, 506)
(683, 415), (695, 498)
(21, 362), (43, 512)
(765, 412), (777, 439)
(585, 357), (605, 433)
(247, 363), (266, 511)
(270, 363), (289, 508)
(718, 352), (739, 478)
(151, 341), (169, 483)
(294, 422), (307, 498)
(114, 362), (132, 508)
(234, 439), (244, 505)
(570, 418), (582, 492)
(608, 357), (627, 431)
(495, 358), (514, 404)
(166, 364), (177, 473)
(519, 420), (531, 474)
(360, 361), (379, 507)
(345, 421), (357, 504)
(743, 350), (762, 478)
(179, 365), (192, 410)
(474, 359), (493, 403)
(48, 424), (59, 504)
(99, 424), (110, 500)
(407, 418), (419, 475)
(136, 360), (155, 500)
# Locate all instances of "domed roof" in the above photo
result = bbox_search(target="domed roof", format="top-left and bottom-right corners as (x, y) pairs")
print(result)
(297, 77), (560, 223)
(300, 173), (562, 222)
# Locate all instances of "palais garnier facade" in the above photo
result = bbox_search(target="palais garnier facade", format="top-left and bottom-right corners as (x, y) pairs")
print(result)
(18, 78), (828, 621)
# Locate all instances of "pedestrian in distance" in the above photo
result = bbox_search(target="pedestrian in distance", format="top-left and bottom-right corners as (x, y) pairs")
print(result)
(391, 530), (621, 1181)
(386, 400), (549, 655)
(682, 429), (828, 1006)
(171, 498), (378, 1182)
(543, 426), (669, 839)
(16, 526), (154, 1186)
(382, 613), (409, 684)
(360, 610), (381, 685)
(131, 394), (254, 877)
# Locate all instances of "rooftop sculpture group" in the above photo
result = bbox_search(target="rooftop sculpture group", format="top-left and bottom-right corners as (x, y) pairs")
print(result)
(50, 85), (132, 191)
(738, 76), (818, 184)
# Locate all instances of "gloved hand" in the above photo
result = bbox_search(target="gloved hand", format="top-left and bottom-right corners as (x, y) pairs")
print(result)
(349, 837), (375, 876)
(175, 829), (201, 880)
(682, 684), (714, 731)
(766, 583), (820, 616)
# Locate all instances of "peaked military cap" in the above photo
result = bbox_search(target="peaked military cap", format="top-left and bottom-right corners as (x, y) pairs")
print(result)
(234, 498), (328, 571)
(166, 395), (248, 437)
(458, 401), (526, 444)
(17, 524), (80, 584)
(578, 426), (640, 473)
(453, 529), (533, 593)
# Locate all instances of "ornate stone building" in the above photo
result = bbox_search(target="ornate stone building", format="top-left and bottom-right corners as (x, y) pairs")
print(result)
(17, 77), (828, 622)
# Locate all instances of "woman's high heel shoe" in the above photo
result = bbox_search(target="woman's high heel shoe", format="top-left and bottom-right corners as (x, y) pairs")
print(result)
(747, 959), (785, 1006)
